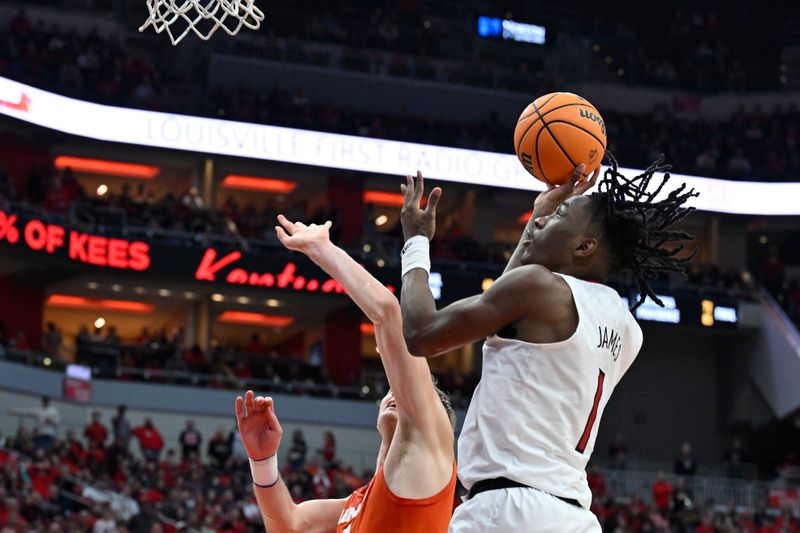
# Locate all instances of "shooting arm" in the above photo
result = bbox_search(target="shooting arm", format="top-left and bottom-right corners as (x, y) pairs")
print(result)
(504, 164), (597, 275)
(401, 265), (560, 357)
(503, 211), (539, 275)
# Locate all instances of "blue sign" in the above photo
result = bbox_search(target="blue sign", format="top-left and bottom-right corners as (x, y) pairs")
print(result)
(478, 16), (503, 38)
(478, 16), (546, 45)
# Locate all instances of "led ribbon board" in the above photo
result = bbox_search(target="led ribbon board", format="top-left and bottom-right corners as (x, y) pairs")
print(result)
(1, 77), (799, 215)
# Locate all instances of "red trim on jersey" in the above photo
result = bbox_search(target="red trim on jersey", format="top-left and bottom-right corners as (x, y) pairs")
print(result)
(576, 369), (606, 454)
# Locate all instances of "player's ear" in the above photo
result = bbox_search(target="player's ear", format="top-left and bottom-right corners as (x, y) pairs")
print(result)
(574, 237), (599, 258)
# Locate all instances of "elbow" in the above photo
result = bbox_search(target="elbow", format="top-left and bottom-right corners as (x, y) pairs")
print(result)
(402, 328), (431, 357)
(372, 294), (401, 326)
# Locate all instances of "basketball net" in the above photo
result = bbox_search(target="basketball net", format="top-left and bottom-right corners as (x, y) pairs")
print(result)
(139, 0), (265, 45)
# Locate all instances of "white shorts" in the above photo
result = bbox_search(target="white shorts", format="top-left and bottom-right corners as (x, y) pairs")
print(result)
(448, 487), (601, 533)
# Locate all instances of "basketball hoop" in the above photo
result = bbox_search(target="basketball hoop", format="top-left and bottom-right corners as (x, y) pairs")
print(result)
(139, 0), (265, 45)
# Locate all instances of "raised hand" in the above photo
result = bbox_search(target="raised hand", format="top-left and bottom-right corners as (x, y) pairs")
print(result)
(235, 390), (283, 460)
(400, 171), (442, 241)
(275, 214), (332, 255)
(533, 164), (601, 217)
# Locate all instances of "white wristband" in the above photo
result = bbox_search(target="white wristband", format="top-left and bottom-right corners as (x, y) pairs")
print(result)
(401, 235), (431, 278)
(249, 454), (279, 488)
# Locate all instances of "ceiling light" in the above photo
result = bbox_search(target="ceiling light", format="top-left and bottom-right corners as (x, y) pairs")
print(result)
(47, 295), (154, 313)
(363, 190), (405, 207)
(221, 175), (297, 193)
(218, 311), (294, 328)
(54, 156), (160, 179)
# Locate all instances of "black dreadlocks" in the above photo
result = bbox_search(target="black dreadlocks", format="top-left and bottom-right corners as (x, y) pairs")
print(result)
(590, 152), (699, 310)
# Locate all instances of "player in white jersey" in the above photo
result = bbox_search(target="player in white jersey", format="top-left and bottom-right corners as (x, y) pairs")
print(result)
(398, 155), (697, 532)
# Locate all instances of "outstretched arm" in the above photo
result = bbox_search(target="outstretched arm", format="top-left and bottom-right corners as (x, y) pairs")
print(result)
(401, 264), (565, 356)
(236, 391), (345, 533)
(276, 217), (396, 328)
(503, 164), (599, 274)
(275, 217), (453, 447)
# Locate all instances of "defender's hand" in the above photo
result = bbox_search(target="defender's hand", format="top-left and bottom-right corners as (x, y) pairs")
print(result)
(532, 164), (600, 217)
(400, 171), (441, 241)
(275, 215), (332, 255)
(235, 390), (283, 460)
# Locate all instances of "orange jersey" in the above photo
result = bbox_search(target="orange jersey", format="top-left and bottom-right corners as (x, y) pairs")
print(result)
(336, 461), (457, 533)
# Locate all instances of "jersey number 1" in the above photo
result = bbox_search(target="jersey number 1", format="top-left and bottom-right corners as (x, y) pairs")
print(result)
(575, 369), (605, 454)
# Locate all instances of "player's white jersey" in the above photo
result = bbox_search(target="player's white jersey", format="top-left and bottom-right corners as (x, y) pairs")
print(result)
(457, 273), (643, 509)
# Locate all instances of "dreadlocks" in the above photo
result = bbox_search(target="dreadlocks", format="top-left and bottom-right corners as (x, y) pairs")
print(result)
(589, 152), (699, 310)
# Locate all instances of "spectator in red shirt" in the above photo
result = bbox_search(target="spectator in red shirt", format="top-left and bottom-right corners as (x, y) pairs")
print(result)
(27, 458), (59, 499)
(159, 449), (178, 488)
(86, 441), (106, 474)
(65, 429), (87, 463)
(0, 498), (27, 532)
(775, 509), (800, 533)
(244, 333), (266, 355)
(651, 471), (673, 513)
(695, 512), (716, 533)
(0, 487), (9, 525)
(132, 417), (165, 461)
(587, 467), (607, 499)
(83, 410), (108, 448)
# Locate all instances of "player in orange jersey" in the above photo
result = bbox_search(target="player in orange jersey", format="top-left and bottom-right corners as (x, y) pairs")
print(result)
(235, 215), (457, 533)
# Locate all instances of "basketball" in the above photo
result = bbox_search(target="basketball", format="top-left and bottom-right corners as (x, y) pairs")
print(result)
(514, 92), (607, 185)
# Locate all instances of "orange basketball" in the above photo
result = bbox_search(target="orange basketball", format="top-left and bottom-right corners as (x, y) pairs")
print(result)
(514, 92), (606, 185)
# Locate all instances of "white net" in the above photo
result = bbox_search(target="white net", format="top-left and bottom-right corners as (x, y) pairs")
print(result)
(139, 0), (265, 45)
